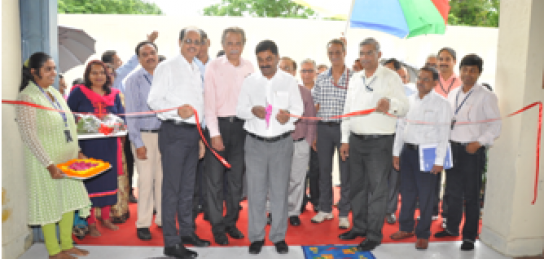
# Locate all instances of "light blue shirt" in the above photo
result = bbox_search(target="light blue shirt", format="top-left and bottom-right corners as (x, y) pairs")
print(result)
(114, 54), (139, 94)
(194, 57), (211, 128)
(124, 68), (162, 149)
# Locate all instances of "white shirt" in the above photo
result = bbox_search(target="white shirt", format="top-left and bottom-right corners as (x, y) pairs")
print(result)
(147, 54), (204, 125)
(448, 84), (501, 146)
(237, 70), (304, 138)
(341, 65), (409, 143)
(393, 91), (453, 165)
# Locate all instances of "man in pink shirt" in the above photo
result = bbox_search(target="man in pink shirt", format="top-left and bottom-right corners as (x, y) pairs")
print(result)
(435, 47), (462, 98)
(204, 27), (255, 246)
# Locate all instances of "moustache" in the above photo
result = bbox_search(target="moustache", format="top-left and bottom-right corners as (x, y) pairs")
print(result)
(229, 50), (240, 55)
(146, 59), (156, 63)
(440, 64), (448, 67)
(260, 65), (271, 69)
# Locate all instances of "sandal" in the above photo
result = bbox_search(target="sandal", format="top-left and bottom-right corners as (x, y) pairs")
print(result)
(101, 219), (119, 231)
(88, 223), (101, 237)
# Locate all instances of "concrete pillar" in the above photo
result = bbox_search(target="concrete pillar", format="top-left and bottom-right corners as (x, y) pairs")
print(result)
(480, 0), (544, 257)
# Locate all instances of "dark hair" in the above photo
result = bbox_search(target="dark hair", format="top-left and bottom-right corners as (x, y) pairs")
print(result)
(216, 50), (225, 58)
(101, 50), (117, 64)
(158, 55), (166, 63)
(327, 39), (345, 52)
(72, 78), (85, 86)
(384, 58), (401, 70)
(420, 66), (440, 81)
(255, 40), (279, 56)
(135, 41), (158, 56)
(459, 54), (483, 73)
(200, 29), (208, 41)
(359, 37), (381, 52)
(83, 60), (112, 95)
(19, 52), (52, 92)
(179, 27), (201, 41)
(280, 57), (297, 71)
(105, 63), (117, 78)
(438, 47), (456, 61)
(482, 83), (493, 91)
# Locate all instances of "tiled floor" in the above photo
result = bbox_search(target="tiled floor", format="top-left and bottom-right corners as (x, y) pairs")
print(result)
(19, 241), (514, 259)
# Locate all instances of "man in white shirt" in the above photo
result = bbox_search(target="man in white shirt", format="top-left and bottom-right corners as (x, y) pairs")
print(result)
(435, 54), (501, 252)
(147, 27), (206, 259)
(237, 40), (303, 255)
(389, 67), (452, 250)
(338, 38), (409, 251)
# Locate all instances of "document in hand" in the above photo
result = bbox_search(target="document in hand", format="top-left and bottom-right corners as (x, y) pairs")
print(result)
(419, 143), (453, 172)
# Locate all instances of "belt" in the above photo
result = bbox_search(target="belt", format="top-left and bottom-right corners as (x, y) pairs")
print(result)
(165, 120), (197, 128)
(218, 116), (244, 123)
(405, 143), (419, 150)
(140, 129), (159, 133)
(318, 121), (340, 126)
(450, 141), (469, 146)
(293, 137), (305, 142)
(248, 132), (291, 143)
(352, 133), (393, 140)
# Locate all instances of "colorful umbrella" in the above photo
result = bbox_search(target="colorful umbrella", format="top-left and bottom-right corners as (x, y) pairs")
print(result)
(293, 0), (450, 38)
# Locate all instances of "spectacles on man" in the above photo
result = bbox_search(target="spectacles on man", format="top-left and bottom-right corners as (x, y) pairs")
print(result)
(301, 69), (315, 74)
(425, 63), (438, 68)
(183, 39), (202, 46)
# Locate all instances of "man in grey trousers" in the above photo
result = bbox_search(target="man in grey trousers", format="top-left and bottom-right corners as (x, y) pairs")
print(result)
(236, 40), (303, 255)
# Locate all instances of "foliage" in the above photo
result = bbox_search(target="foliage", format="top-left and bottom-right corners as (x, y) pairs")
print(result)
(448, 0), (500, 27)
(58, 0), (163, 15)
(202, 0), (315, 18)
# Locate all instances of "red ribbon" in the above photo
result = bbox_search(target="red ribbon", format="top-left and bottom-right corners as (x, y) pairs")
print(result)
(3, 100), (541, 204)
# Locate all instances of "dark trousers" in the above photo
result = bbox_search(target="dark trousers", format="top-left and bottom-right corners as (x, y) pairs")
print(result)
(349, 134), (394, 242)
(445, 142), (486, 242)
(386, 167), (401, 214)
(159, 121), (199, 247)
(205, 118), (246, 235)
(398, 146), (438, 239)
(192, 128), (210, 230)
(316, 123), (350, 216)
(124, 135), (135, 190)
(307, 148), (320, 209)
(433, 172), (449, 217)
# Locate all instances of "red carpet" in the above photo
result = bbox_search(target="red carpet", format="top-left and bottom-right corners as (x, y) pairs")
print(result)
(75, 189), (480, 247)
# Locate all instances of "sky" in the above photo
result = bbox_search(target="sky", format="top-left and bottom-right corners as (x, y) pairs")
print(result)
(147, 0), (222, 16)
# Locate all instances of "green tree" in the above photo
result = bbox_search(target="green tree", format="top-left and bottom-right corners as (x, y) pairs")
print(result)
(58, 0), (163, 15)
(448, 0), (500, 27)
(202, 0), (315, 18)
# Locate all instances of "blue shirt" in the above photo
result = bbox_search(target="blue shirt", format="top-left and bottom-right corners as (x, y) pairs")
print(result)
(194, 57), (211, 128)
(124, 68), (162, 149)
(114, 55), (139, 94)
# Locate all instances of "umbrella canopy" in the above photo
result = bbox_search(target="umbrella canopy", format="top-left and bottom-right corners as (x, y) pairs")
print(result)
(293, 0), (450, 38)
(58, 25), (96, 73)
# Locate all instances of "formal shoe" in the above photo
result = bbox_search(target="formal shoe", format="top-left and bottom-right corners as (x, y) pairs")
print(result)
(432, 215), (439, 221)
(274, 240), (289, 254)
(129, 194), (138, 203)
(214, 233), (229, 245)
(338, 230), (366, 240)
(137, 228), (152, 240)
(289, 216), (301, 226)
(267, 213), (272, 225)
(390, 231), (415, 240)
(239, 205), (243, 211)
(164, 244), (197, 259)
(181, 233), (211, 247)
(311, 211), (333, 223)
(441, 218), (447, 229)
(357, 239), (380, 251)
(416, 215), (421, 221)
(434, 230), (458, 238)
(226, 226), (244, 239)
(339, 217), (350, 229)
(203, 214), (210, 222)
(386, 213), (396, 224)
(460, 240), (475, 251)
(248, 240), (265, 254)
(415, 238), (429, 250)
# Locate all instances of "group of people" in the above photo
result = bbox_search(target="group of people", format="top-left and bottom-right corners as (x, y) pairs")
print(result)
(16, 25), (501, 259)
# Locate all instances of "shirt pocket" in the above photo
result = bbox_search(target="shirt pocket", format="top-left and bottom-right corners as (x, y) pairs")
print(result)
(273, 91), (289, 110)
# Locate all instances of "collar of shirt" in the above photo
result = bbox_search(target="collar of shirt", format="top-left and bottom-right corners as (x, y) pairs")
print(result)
(360, 64), (385, 80)
(175, 54), (199, 72)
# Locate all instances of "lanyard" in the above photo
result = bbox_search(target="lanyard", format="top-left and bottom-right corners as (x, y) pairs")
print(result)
(454, 89), (474, 115)
(362, 76), (377, 92)
(37, 85), (68, 127)
(330, 68), (350, 90)
(143, 74), (152, 86)
(439, 78), (456, 95)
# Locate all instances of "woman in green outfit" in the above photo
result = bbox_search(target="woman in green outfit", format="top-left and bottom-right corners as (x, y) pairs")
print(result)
(16, 52), (92, 259)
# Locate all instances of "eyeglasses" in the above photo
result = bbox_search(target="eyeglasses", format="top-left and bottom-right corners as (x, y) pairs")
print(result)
(183, 39), (202, 46)
(301, 69), (315, 74)
(425, 63), (438, 68)
(360, 50), (375, 56)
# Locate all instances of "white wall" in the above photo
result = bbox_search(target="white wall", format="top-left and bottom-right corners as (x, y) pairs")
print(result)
(2, 1), (34, 259)
(58, 14), (498, 92)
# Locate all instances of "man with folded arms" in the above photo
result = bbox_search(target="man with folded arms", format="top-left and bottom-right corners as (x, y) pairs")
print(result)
(147, 27), (206, 259)
(434, 54), (501, 251)
(237, 40), (303, 255)
(338, 38), (409, 251)
(389, 67), (452, 250)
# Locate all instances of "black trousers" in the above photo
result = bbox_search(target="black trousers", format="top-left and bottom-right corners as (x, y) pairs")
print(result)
(307, 148), (320, 209)
(159, 122), (199, 247)
(349, 134), (394, 242)
(433, 172), (449, 217)
(124, 134), (135, 190)
(445, 142), (486, 242)
(205, 118), (246, 235)
(398, 146), (438, 239)
(192, 128), (210, 230)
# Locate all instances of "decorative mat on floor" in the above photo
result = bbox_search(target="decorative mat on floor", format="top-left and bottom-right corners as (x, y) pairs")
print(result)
(302, 245), (376, 259)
